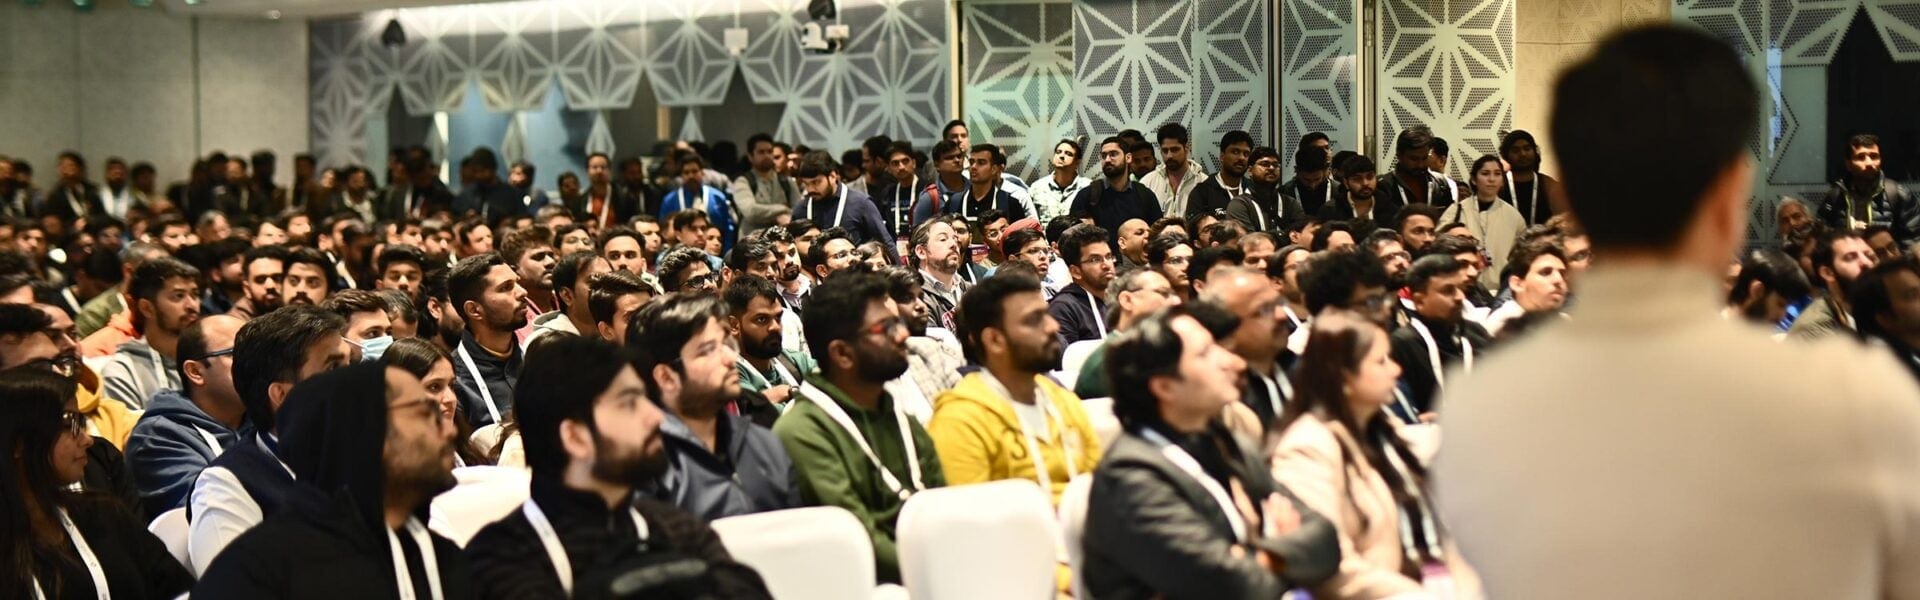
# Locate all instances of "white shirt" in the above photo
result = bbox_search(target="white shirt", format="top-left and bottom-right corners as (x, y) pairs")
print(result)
(1029, 174), (1092, 222)
(1140, 160), (1206, 217)
(188, 465), (265, 576)
(1436, 265), (1920, 598)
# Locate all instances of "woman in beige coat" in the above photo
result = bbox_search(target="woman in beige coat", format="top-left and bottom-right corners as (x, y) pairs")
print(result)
(1269, 310), (1480, 599)
(1438, 155), (1528, 293)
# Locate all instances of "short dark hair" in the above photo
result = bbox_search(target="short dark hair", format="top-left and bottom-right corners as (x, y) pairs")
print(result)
(1187, 246), (1245, 285)
(1504, 238), (1568, 282)
(499, 225), (553, 265)
(1002, 228), (1046, 258)
(669, 209), (708, 233)
(747, 133), (775, 154)
(597, 225), (642, 249)
(971, 144), (1007, 167)
(1147, 232), (1191, 267)
(283, 246), (335, 290)
(724, 238), (775, 273)
(1310, 221), (1355, 251)
(1156, 122), (1190, 146)
(628, 293), (727, 403)
(785, 219), (820, 240)
(1810, 229), (1865, 287)
(1500, 130), (1537, 158)
(863, 135), (894, 159)
(1058, 224), (1110, 266)
(515, 335), (643, 476)
(1299, 131), (1330, 149)
(1107, 305), (1209, 431)
(953, 272), (1043, 364)
(1339, 154), (1376, 177)
(795, 151), (838, 179)
(129, 257), (201, 334)
(1045, 215), (1080, 244)
(0, 303), (52, 337)
(1852, 257), (1920, 340)
(321, 289), (386, 321)
(1405, 254), (1466, 293)
(587, 270), (653, 327)
(233, 305), (346, 432)
(657, 246), (712, 292)
(722, 274), (781, 315)
(376, 244), (426, 276)
(447, 254), (508, 322)
(802, 228), (852, 276)
(1552, 25), (1758, 250)
(1301, 249), (1391, 314)
(1425, 234), (1480, 260)
(1729, 248), (1813, 307)
(886, 141), (918, 164)
(1848, 133), (1881, 151)
(1393, 126), (1434, 157)
(550, 251), (603, 310)
(241, 245), (289, 280)
(802, 270), (891, 370)
(1219, 130), (1254, 153)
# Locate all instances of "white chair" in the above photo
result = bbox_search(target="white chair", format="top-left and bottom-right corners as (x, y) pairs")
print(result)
(1061, 339), (1103, 374)
(897, 480), (1059, 600)
(147, 507), (191, 569)
(1080, 397), (1122, 451)
(712, 506), (890, 600)
(428, 465), (531, 547)
(1057, 475), (1094, 600)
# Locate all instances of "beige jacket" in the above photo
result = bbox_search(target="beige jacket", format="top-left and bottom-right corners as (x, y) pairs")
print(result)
(1271, 412), (1480, 599)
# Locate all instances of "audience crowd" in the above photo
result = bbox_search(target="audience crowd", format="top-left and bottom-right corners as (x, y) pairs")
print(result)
(1, 23), (1917, 600)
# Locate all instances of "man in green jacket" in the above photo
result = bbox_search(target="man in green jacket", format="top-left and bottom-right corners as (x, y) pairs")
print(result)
(773, 270), (945, 584)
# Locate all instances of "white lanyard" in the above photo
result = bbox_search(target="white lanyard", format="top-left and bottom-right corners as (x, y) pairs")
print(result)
(1391, 387), (1420, 423)
(1139, 429), (1246, 542)
(895, 176), (914, 234)
(1407, 318), (1472, 387)
(1250, 370), (1284, 418)
(193, 425), (226, 454)
(797, 382), (924, 499)
(1282, 305), (1305, 330)
(1379, 438), (1445, 562)
(1249, 194), (1267, 231)
(384, 517), (444, 600)
(805, 186), (849, 229)
(1083, 287), (1107, 339)
(31, 508), (110, 600)
(522, 498), (648, 595)
(456, 344), (503, 424)
(1505, 171), (1539, 225)
(978, 373), (1079, 491)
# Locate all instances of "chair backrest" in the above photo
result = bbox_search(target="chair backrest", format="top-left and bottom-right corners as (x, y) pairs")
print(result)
(428, 465), (531, 547)
(1080, 397), (1122, 451)
(897, 480), (1059, 600)
(712, 506), (877, 600)
(147, 507), (190, 568)
(1061, 339), (1103, 374)
(1058, 475), (1095, 600)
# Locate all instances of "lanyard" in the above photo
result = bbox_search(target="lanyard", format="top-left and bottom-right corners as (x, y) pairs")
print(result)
(1505, 172), (1540, 225)
(1250, 370), (1284, 418)
(796, 382), (924, 499)
(1083, 287), (1106, 339)
(522, 498), (648, 595)
(31, 508), (110, 600)
(1139, 429), (1247, 542)
(456, 344), (503, 424)
(193, 425), (226, 454)
(1249, 193), (1267, 231)
(895, 176), (914, 235)
(804, 185), (849, 228)
(1282, 305), (1305, 330)
(978, 373), (1079, 491)
(1378, 438), (1445, 562)
(384, 517), (444, 600)
(1407, 318), (1472, 387)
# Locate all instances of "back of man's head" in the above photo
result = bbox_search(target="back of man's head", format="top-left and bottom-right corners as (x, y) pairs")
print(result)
(515, 335), (647, 478)
(234, 304), (347, 433)
(1301, 249), (1391, 315)
(1552, 25), (1758, 251)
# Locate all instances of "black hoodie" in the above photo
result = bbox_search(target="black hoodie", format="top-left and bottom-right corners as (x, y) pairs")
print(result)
(194, 363), (473, 599)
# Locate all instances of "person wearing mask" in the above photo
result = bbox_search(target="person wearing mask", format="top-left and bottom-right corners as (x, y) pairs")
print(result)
(125, 315), (248, 516)
(774, 270), (947, 584)
(0, 369), (193, 600)
(447, 254), (528, 428)
(726, 275), (814, 420)
(1030, 139), (1093, 223)
(1850, 257), (1920, 382)
(527, 251), (609, 347)
(1787, 228), (1879, 340)
(1272, 310), (1480, 598)
(1227, 146), (1307, 233)
(321, 290), (394, 363)
(1070, 136), (1165, 236)
(1049, 224), (1117, 345)
(462, 336), (773, 597)
(793, 150), (897, 258)
(1437, 26), (1920, 598)
(1201, 266), (1299, 434)
(1083, 304), (1339, 598)
(1388, 256), (1492, 418)
(100, 257), (201, 411)
(933, 273), (1101, 501)
(193, 362), (470, 599)
(1439, 155), (1528, 292)
(628, 293), (798, 520)
(1724, 248), (1812, 330)
(1482, 239), (1569, 337)
(1818, 133), (1920, 244)
(184, 306), (352, 570)
(1495, 130), (1561, 226)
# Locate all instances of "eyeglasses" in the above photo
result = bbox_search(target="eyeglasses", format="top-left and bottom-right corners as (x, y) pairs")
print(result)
(1079, 254), (1118, 266)
(60, 410), (88, 438)
(859, 317), (907, 337)
(682, 272), (718, 290)
(197, 347), (235, 361)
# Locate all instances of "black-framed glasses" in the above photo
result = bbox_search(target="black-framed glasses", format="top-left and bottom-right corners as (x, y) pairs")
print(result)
(198, 347), (235, 360)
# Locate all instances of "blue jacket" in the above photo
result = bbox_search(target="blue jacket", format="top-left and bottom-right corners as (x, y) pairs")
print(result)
(660, 185), (738, 252)
(124, 390), (248, 517)
(795, 184), (898, 260)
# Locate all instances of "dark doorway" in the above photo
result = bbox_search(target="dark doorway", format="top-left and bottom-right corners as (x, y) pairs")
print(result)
(1828, 8), (1920, 182)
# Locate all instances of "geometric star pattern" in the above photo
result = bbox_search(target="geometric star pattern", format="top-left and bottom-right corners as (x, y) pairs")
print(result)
(1072, 0), (1196, 170)
(962, 0), (1077, 181)
(1375, 0), (1514, 182)
(1190, 0), (1271, 169)
(1279, 0), (1359, 156)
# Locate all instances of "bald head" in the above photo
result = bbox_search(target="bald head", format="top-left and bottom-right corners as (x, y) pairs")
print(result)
(1118, 218), (1152, 262)
(198, 315), (245, 350)
(1201, 266), (1288, 363)
(181, 314), (247, 406)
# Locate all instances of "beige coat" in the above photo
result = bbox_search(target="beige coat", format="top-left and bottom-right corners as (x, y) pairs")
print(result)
(1438, 197), (1528, 292)
(1271, 412), (1480, 600)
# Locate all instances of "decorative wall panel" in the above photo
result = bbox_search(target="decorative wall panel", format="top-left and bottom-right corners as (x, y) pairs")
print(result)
(1279, 0), (1360, 158)
(961, 0), (1076, 181)
(1072, 0), (1195, 170)
(1374, 0), (1514, 181)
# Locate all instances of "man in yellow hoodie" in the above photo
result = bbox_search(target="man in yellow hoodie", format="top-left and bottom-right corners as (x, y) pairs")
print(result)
(931, 272), (1101, 504)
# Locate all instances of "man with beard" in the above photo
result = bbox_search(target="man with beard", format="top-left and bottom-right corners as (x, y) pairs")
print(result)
(1725, 248), (1811, 330)
(755, 226), (810, 353)
(912, 219), (969, 327)
(792, 150), (897, 259)
(733, 133), (803, 240)
(1318, 155), (1402, 230)
(420, 267), (462, 352)
(1227, 146), (1306, 233)
(282, 246), (336, 306)
(194, 362), (471, 599)
(1497, 130), (1563, 226)
(448, 254), (530, 427)
(630, 293), (798, 521)
(1365, 231), (1413, 289)
(1201, 266), (1303, 432)
(727, 275), (815, 416)
(573, 152), (645, 231)
(1819, 133), (1920, 245)
(880, 267), (963, 421)
(1376, 126), (1455, 212)
(102, 257), (202, 410)
(932, 272), (1101, 506)
(1185, 130), (1254, 220)
(1776, 197), (1818, 262)
(1789, 229), (1879, 340)
(1389, 256), (1492, 418)
(1284, 146), (1341, 216)
(528, 251), (609, 347)
(228, 245), (287, 320)
(587, 269), (656, 345)
(598, 225), (648, 275)
(502, 225), (558, 319)
(1049, 224), (1118, 345)
(774, 270), (947, 584)
(126, 315), (248, 516)
(464, 336), (772, 597)
(1141, 123), (1205, 217)
(1070, 136), (1164, 238)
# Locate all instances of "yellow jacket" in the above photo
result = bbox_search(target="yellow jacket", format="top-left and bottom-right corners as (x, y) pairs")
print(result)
(76, 364), (137, 448)
(928, 372), (1102, 505)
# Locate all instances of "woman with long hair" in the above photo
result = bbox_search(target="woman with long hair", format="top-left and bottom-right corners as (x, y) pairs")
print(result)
(380, 337), (490, 467)
(1, 368), (191, 599)
(1437, 155), (1527, 293)
(1270, 310), (1480, 598)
